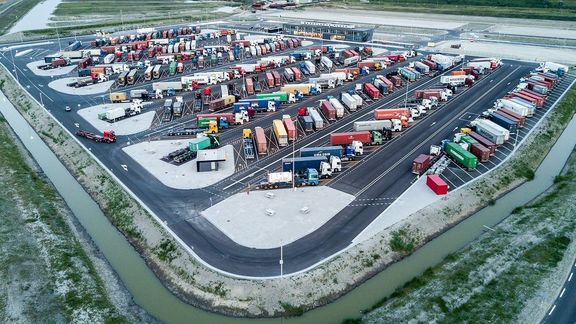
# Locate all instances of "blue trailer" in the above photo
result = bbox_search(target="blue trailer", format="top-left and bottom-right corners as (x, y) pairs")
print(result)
(282, 156), (327, 173)
(490, 114), (517, 133)
(398, 67), (416, 82)
(298, 115), (314, 132)
(300, 145), (356, 161)
(236, 98), (280, 112)
(67, 40), (82, 51)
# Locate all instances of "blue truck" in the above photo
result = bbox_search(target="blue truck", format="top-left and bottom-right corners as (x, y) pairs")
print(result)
(235, 98), (279, 113)
(282, 156), (332, 178)
(489, 113), (517, 133)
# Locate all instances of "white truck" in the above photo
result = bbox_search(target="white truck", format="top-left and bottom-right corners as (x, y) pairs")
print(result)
(309, 76), (338, 89)
(493, 98), (534, 117)
(328, 97), (345, 118)
(152, 81), (183, 92)
(440, 75), (474, 86)
(354, 120), (402, 132)
(321, 56), (333, 69)
(341, 93), (357, 111)
(320, 72), (353, 82)
(536, 61), (569, 74)
(471, 118), (510, 145)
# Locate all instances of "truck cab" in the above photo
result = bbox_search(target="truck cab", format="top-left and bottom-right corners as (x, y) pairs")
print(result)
(298, 168), (319, 186)
(350, 140), (364, 155)
(329, 155), (342, 172)
(234, 110), (249, 125)
(370, 131), (383, 145)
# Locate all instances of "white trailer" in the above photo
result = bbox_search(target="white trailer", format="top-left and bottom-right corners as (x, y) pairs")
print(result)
(306, 107), (324, 130)
(537, 61), (569, 74)
(471, 118), (510, 145)
(354, 120), (402, 132)
(440, 75), (473, 86)
(182, 75), (209, 86)
(104, 54), (115, 64)
(152, 81), (183, 91)
(321, 56), (333, 69)
(341, 93), (357, 111)
(329, 98), (345, 118)
(309, 76), (337, 89)
(304, 61), (316, 74)
(494, 99), (534, 117)
(343, 56), (360, 66)
(352, 94), (363, 107)
(106, 107), (126, 120)
(320, 72), (349, 82)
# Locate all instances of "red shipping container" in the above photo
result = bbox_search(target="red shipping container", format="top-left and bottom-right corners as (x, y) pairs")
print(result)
(374, 108), (411, 120)
(364, 83), (380, 99)
(265, 72), (275, 87)
(282, 116), (297, 141)
(427, 174), (448, 195)
(255, 127), (268, 155)
(290, 67), (302, 80)
(498, 108), (525, 128)
(330, 131), (371, 146)
(245, 78), (254, 95)
(468, 131), (496, 155)
(412, 154), (431, 175)
(470, 143), (490, 163)
(391, 75), (403, 86)
(271, 70), (281, 86)
(320, 101), (336, 121)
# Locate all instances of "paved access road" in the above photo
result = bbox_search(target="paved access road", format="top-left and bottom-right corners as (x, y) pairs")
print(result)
(543, 260), (576, 324)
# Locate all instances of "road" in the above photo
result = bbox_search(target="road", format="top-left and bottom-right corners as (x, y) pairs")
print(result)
(543, 259), (576, 324)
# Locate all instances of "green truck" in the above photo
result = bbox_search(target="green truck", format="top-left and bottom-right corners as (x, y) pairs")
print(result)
(460, 135), (478, 146)
(445, 142), (478, 170)
(210, 54), (217, 65)
(169, 61), (177, 75)
(189, 135), (220, 153)
(255, 92), (292, 103)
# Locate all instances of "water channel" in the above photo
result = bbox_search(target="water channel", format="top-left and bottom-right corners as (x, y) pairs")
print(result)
(1, 90), (575, 323)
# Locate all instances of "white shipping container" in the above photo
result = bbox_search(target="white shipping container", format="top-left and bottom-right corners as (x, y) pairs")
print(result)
(106, 107), (126, 120)
(321, 56), (333, 69)
(341, 93), (357, 111)
(352, 94), (363, 107)
(304, 61), (316, 74)
(268, 172), (292, 184)
(329, 98), (345, 118)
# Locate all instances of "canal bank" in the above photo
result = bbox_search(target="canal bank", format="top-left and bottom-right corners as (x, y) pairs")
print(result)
(1, 58), (575, 321)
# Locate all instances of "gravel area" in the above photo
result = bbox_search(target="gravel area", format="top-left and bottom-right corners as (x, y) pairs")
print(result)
(489, 25), (576, 40)
(202, 186), (354, 248)
(26, 60), (76, 77)
(122, 141), (235, 189)
(353, 175), (441, 244)
(48, 77), (114, 95)
(77, 103), (155, 136)
(428, 40), (576, 65)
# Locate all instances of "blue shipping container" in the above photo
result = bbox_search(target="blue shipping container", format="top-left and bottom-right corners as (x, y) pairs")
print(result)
(490, 114), (517, 133)
(282, 156), (327, 173)
(300, 146), (342, 158)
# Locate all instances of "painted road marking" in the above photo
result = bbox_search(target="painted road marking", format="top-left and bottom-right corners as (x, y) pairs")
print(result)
(548, 305), (556, 315)
(560, 288), (566, 298)
(569, 273), (573, 281)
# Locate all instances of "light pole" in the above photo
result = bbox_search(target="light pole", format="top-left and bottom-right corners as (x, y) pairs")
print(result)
(292, 138), (295, 191)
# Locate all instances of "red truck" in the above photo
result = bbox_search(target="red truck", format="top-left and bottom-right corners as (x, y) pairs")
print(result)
(282, 116), (297, 141)
(320, 101), (336, 121)
(265, 72), (275, 87)
(364, 83), (380, 99)
(290, 67), (302, 81)
(470, 143), (490, 163)
(468, 131), (497, 155)
(78, 57), (92, 69)
(374, 108), (411, 120)
(255, 126), (267, 155)
(330, 131), (371, 146)
(412, 154), (431, 175)
(76, 130), (116, 143)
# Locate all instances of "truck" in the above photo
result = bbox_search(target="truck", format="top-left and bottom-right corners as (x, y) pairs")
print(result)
(493, 98), (533, 117)
(257, 170), (319, 189)
(469, 143), (491, 163)
(467, 131), (497, 156)
(273, 119), (288, 147)
(444, 142), (478, 170)
(415, 89), (450, 101)
(330, 131), (383, 147)
(208, 95), (236, 112)
(255, 92), (296, 104)
(398, 67), (417, 82)
(188, 136), (217, 153)
(127, 69), (138, 85)
(299, 146), (345, 170)
(75, 76), (95, 88)
(245, 77), (254, 95)
(236, 98), (279, 112)
(172, 97), (184, 117)
(412, 154), (431, 175)
(254, 126), (267, 155)
(536, 62), (568, 76)
(497, 108), (525, 128)
(357, 61), (382, 71)
(489, 113), (517, 133)
(280, 84), (321, 96)
(354, 119), (402, 132)
(321, 56), (333, 69)
(304, 61), (316, 74)
(508, 91), (544, 108)
(282, 156), (332, 178)
(328, 98), (345, 118)
(75, 130), (116, 143)
(374, 108), (411, 125)
(110, 92), (128, 103)
(282, 115), (297, 141)
(470, 119), (509, 145)
(341, 93), (357, 111)
(153, 81), (183, 92)
(298, 115), (314, 133)
(320, 100), (337, 121)
(352, 94), (363, 108)
(364, 83), (380, 99)
(309, 76), (338, 89)
(440, 75), (474, 86)
(307, 107), (324, 130)
(242, 129), (255, 160)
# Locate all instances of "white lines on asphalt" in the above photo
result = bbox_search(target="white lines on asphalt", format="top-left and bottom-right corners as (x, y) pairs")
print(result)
(499, 145), (512, 153)
(355, 197), (397, 201)
(569, 272), (573, 282)
(548, 305), (556, 315)
(442, 175), (458, 189)
(560, 288), (566, 298)
(348, 202), (392, 207)
(491, 154), (503, 162)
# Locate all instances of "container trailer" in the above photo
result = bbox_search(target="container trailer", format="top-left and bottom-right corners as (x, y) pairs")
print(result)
(494, 98), (533, 117)
(307, 108), (324, 130)
(328, 98), (345, 118)
(489, 114), (517, 133)
(254, 127), (267, 155)
(497, 108), (525, 128)
(282, 115), (297, 141)
(412, 154), (431, 175)
(320, 101), (337, 121)
(427, 175), (448, 195)
(470, 143), (490, 163)
(354, 119), (402, 132)
(467, 131), (497, 155)
(282, 156), (331, 178)
(273, 119), (288, 147)
(471, 119), (509, 145)
(255, 92), (296, 104)
(299, 115), (314, 132)
(257, 171), (319, 189)
(444, 142), (478, 170)
(364, 83), (380, 99)
(341, 93), (357, 111)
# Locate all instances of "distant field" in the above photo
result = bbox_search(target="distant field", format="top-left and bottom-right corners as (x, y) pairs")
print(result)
(0, 0), (42, 35)
(54, 0), (238, 16)
(329, 0), (576, 21)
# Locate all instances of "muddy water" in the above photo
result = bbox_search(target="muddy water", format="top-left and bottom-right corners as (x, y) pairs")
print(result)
(1, 90), (575, 323)
(8, 0), (62, 34)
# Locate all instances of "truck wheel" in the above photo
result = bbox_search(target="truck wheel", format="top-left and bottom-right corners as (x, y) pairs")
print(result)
(311, 182), (317, 186)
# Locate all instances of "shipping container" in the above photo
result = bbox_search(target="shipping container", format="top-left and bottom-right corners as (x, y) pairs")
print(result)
(468, 131), (497, 155)
(320, 100), (337, 121)
(364, 83), (380, 99)
(273, 120), (288, 147)
(282, 116), (297, 141)
(330, 131), (371, 146)
(427, 174), (448, 195)
(245, 78), (254, 95)
(498, 108), (525, 128)
(341, 93), (357, 111)
(254, 126), (267, 155)
(444, 142), (478, 170)
(299, 115), (314, 132)
(374, 108), (411, 120)
(412, 154), (431, 175)
(470, 143), (490, 163)
(489, 114), (517, 133)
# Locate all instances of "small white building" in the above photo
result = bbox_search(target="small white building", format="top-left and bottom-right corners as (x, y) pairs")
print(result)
(196, 149), (226, 172)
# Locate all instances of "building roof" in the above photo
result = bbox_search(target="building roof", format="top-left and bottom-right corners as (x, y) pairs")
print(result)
(197, 149), (226, 162)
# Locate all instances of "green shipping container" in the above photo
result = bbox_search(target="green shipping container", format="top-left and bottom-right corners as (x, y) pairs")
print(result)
(256, 92), (288, 103)
(460, 135), (478, 146)
(189, 136), (211, 152)
(445, 142), (477, 170)
(197, 117), (216, 128)
(169, 62), (177, 75)
(211, 54), (217, 64)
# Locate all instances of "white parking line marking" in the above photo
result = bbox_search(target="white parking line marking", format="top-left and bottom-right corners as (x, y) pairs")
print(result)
(560, 288), (566, 298)
(569, 273), (573, 281)
(548, 305), (556, 315)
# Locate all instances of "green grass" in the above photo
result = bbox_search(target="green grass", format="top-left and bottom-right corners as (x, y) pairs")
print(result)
(326, 0), (576, 21)
(53, 0), (231, 16)
(0, 0), (43, 35)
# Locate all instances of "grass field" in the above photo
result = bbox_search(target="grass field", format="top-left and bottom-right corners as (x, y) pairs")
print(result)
(0, 0), (42, 35)
(359, 85), (576, 323)
(328, 0), (576, 21)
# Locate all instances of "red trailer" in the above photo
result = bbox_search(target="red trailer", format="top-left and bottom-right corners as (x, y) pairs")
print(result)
(390, 75), (403, 86)
(255, 127), (267, 155)
(320, 101), (336, 121)
(422, 60), (437, 70)
(208, 98), (225, 112)
(265, 72), (275, 87)
(468, 131), (497, 155)
(290, 67), (302, 81)
(412, 154), (431, 175)
(282, 116), (297, 141)
(470, 143), (490, 163)
(271, 70), (281, 86)
(374, 108), (411, 120)
(513, 91), (544, 107)
(364, 83), (380, 99)
(245, 78), (254, 95)
(377, 75), (395, 91)
(77, 57), (91, 69)
(427, 174), (448, 195)
(330, 131), (371, 146)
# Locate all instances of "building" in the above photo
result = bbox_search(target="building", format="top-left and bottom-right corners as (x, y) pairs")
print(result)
(282, 21), (374, 42)
(196, 149), (227, 172)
